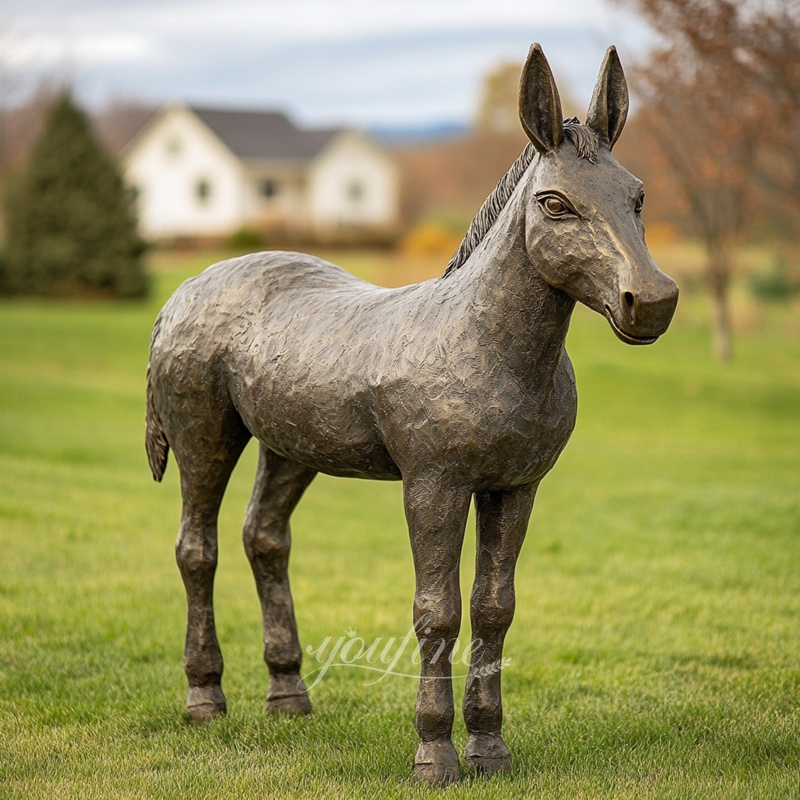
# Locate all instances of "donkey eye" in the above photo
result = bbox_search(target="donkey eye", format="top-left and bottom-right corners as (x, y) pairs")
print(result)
(544, 197), (567, 215)
(537, 192), (578, 219)
(635, 191), (645, 214)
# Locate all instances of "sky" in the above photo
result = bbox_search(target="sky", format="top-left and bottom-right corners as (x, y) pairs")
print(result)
(0, 0), (652, 129)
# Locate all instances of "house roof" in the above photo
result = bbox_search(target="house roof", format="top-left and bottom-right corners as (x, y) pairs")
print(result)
(190, 106), (341, 161)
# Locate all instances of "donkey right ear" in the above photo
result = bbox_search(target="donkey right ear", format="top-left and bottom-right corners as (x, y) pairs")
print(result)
(519, 43), (564, 154)
(586, 46), (629, 149)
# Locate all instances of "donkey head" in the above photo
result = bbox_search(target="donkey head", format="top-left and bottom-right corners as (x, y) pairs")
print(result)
(519, 44), (678, 344)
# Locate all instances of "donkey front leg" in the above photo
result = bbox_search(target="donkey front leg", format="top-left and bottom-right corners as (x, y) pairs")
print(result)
(404, 476), (472, 786)
(463, 484), (537, 775)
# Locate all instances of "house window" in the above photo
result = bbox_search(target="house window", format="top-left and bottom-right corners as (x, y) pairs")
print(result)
(196, 179), (212, 204)
(347, 181), (364, 203)
(260, 179), (279, 200)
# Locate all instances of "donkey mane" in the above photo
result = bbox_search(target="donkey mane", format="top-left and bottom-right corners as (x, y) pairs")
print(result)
(443, 120), (599, 277)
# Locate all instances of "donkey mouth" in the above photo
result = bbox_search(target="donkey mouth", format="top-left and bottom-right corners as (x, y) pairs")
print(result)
(604, 306), (659, 346)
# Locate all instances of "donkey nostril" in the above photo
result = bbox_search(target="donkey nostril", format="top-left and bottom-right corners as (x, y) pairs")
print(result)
(622, 291), (635, 323)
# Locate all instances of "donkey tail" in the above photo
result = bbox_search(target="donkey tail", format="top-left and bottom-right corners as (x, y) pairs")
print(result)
(145, 361), (169, 481)
(145, 314), (169, 481)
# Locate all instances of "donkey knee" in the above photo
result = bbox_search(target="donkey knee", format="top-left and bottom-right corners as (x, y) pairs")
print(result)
(472, 586), (516, 633)
(415, 598), (461, 642)
(243, 524), (289, 564)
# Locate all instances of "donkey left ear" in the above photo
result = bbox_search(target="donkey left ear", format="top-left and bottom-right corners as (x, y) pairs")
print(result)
(586, 46), (629, 150)
(519, 43), (564, 154)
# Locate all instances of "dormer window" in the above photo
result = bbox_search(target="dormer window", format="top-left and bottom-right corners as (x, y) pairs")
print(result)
(165, 136), (181, 157)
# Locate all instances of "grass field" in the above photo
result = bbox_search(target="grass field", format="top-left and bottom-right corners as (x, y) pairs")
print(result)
(1, 247), (799, 799)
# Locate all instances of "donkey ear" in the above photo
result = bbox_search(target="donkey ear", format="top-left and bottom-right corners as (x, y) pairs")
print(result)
(586, 46), (629, 149)
(519, 43), (564, 154)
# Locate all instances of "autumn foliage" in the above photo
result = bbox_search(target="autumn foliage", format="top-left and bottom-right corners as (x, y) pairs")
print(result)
(614, 0), (800, 359)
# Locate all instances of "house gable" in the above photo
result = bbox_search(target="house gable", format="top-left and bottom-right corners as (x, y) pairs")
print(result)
(123, 105), (246, 238)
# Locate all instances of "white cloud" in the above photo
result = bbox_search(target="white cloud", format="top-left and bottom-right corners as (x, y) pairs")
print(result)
(76, 34), (157, 65)
(165, 0), (614, 42)
(21, 33), (153, 65)
(0, 0), (649, 124)
(3, 0), (616, 55)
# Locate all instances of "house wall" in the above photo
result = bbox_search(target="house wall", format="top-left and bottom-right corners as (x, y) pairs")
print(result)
(307, 132), (400, 235)
(241, 165), (307, 236)
(123, 107), (246, 239)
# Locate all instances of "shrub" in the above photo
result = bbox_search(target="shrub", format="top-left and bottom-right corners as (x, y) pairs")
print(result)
(227, 226), (266, 250)
(401, 221), (463, 259)
(748, 257), (800, 304)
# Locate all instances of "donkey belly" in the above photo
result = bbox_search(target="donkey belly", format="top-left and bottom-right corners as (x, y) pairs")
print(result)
(232, 369), (401, 480)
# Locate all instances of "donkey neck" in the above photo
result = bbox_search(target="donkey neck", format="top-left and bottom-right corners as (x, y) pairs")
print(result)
(444, 192), (576, 382)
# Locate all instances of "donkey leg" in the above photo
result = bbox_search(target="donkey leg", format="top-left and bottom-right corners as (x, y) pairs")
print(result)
(243, 445), (316, 715)
(462, 484), (537, 776)
(404, 476), (472, 786)
(174, 426), (250, 723)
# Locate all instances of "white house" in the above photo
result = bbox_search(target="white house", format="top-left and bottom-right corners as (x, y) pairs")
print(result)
(122, 104), (400, 241)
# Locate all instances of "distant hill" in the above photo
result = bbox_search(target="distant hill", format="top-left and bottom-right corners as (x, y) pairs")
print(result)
(369, 122), (469, 147)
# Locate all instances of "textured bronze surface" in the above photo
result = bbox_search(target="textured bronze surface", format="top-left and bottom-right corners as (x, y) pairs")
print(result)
(146, 44), (678, 785)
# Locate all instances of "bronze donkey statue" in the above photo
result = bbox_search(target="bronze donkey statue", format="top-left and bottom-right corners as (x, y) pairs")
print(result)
(146, 44), (678, 785)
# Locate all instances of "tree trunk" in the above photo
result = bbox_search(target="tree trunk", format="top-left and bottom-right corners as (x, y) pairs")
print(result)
(710, 284), (732, 362)
(707, 246), (733, 362)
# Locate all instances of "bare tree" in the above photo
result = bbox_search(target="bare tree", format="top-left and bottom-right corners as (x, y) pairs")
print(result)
(476, 60), (582, 134)
(476, 62), (526, 134)
(741, 3), (800, 220)
(616, 0), (800, 360)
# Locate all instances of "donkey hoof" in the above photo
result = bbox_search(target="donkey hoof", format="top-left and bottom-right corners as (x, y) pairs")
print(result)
(466, 755), (512, 776)
(186, 685), (227, 723)
(413, 740), (462, 786)
(267, 693), (312, 715)
(267, 674), (312, 715)
(464, 733), (512, 776)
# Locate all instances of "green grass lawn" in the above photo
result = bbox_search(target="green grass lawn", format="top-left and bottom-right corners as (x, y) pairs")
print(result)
(1, 249), (799, 799)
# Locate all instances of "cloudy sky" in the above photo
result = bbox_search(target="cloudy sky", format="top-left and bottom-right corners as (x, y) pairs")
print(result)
(0, 0), (651, 128)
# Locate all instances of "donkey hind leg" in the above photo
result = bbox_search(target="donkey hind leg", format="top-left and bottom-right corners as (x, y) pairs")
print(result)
(462, 484), (537, 776)
(174, 414), (251, 723)
(243, 445), (317, 715)
(404, 475), (472, 786)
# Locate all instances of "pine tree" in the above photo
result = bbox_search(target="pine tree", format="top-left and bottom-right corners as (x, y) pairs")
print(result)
(1, 92), (148, 298)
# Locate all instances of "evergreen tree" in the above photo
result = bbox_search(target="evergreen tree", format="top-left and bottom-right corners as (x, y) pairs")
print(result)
(1, 92), (148, 298)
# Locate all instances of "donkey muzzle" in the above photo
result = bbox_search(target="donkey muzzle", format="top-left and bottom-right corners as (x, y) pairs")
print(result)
(605, 278), (679, 345)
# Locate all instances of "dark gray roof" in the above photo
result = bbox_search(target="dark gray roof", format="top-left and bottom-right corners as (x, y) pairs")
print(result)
(191, 106), (340, 161)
